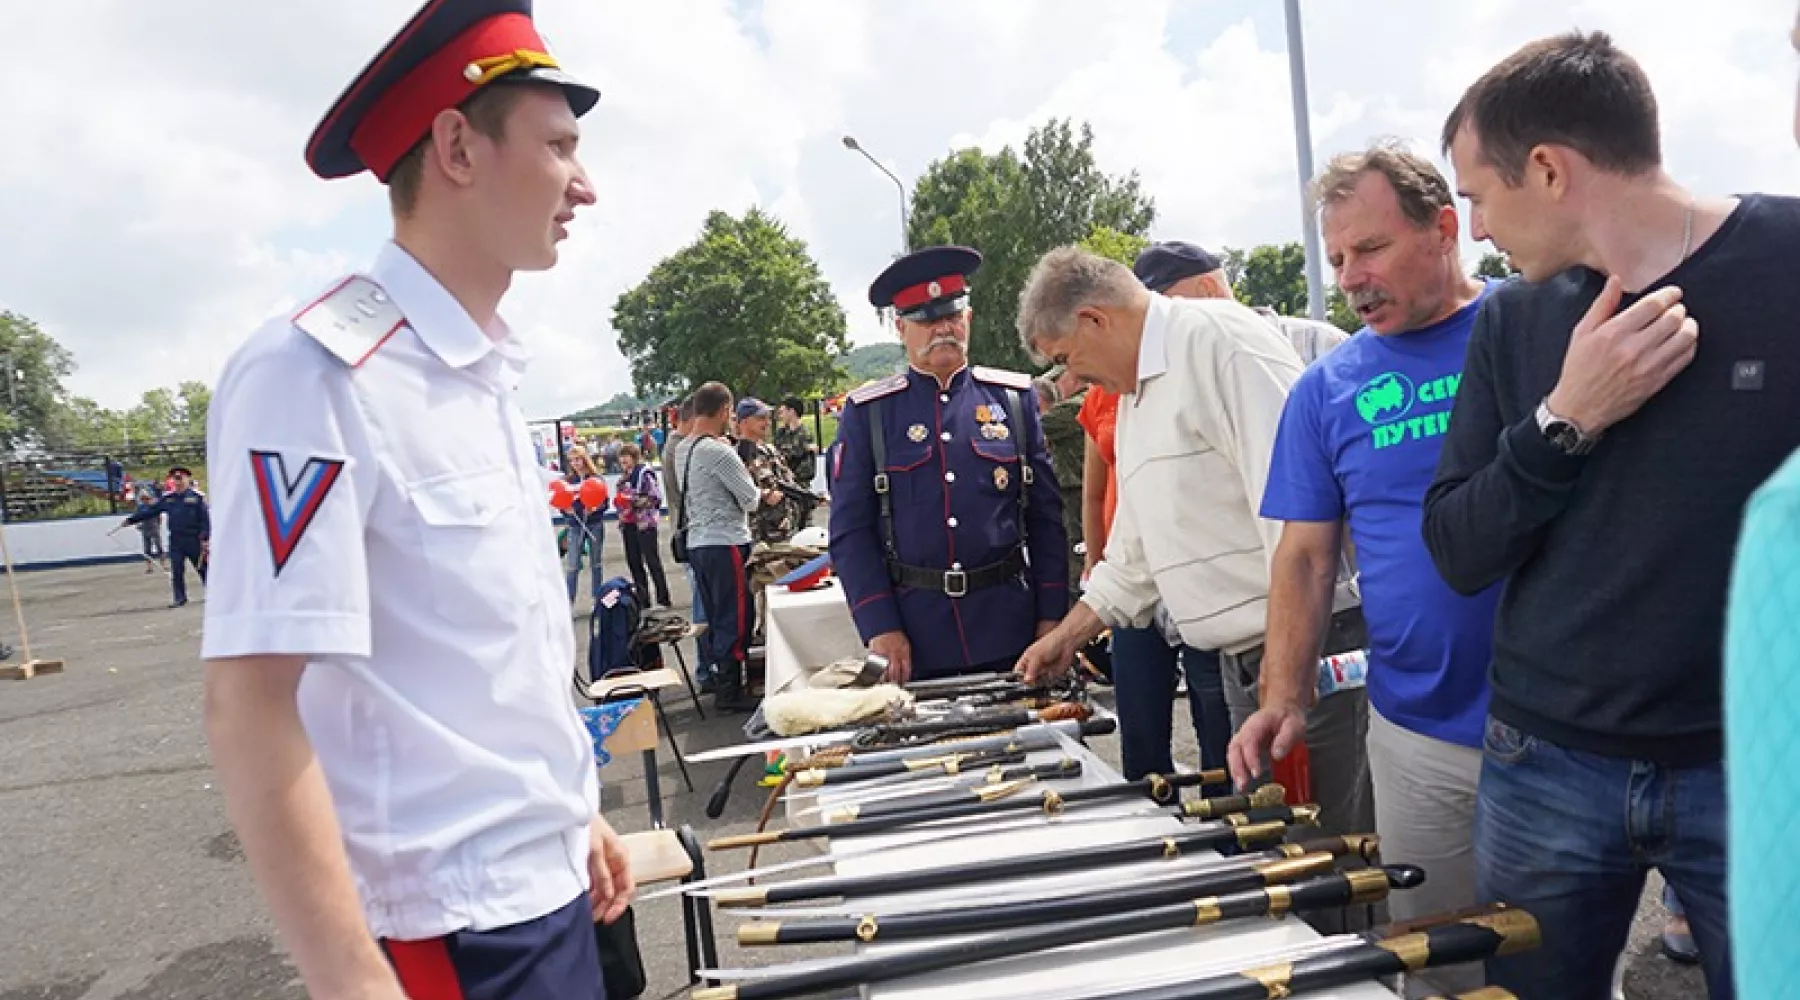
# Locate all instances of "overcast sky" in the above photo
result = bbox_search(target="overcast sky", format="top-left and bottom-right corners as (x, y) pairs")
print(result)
(3, 0), (1796, 420)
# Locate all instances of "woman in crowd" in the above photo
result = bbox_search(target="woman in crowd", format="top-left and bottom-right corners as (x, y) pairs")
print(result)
(562, 449), (608, 605)
(616, 444), (673, 608)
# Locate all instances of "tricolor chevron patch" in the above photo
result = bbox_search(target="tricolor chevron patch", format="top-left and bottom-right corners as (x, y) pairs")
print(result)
(250, 451), (345, 576)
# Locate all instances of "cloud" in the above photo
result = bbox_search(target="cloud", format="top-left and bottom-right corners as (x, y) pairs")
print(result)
(1, 0), (1795, 421)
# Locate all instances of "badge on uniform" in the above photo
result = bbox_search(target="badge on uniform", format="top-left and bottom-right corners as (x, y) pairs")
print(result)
(250, 451), (346, 576)
(980, 423), (1009, 441)
(908, 424), (929, 443)
(974, 405), (992, 424)
(993, 467), (1010, 491)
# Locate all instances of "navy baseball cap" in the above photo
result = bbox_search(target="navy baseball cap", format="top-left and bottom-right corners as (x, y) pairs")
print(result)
(1132, 241), (1223, 292)
(735, 397), (772, 420)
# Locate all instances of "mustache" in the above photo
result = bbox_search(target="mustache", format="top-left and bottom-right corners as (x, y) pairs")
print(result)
(1348, 288), (1390, 310)
(926, 335), (964, 349)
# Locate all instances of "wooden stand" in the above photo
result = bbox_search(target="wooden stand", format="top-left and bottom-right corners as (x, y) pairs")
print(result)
(0, 521), (63, 680)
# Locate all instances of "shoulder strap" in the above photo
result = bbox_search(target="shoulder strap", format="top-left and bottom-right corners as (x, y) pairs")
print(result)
(865, 401), (899, 563)
(677, 439), (701, 532)
(293, 275), (405, 368)
(1000, 388), (1032, 538)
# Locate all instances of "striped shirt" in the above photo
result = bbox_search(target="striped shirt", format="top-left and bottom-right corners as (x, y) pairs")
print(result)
(669, 435), (757, 548)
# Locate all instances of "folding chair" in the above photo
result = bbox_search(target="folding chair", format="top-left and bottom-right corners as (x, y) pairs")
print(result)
(633, 617), (707, 718)
(599, 698), (719, 983)
(591, 671), (695, 793)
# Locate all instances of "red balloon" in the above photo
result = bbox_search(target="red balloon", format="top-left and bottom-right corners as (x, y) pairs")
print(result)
(548, 479), (575, 511)
(578, 477), (610, 509)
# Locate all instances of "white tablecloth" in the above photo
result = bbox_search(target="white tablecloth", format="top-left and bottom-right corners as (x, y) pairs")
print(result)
(796, 738), (1395, 1000)
(763, 582), (864, 697)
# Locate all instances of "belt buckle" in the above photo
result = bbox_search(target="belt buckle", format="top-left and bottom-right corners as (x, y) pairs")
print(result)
(943, 569), (968, 598)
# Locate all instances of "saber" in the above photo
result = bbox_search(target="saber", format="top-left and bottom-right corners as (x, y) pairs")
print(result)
(710, 816), (1362, 908)
(810, 716), (1116, 769)
(816, 763), (1215, 826)
(707, 771), (1245, 850)
(814, 760), (1083, 821)
(794, 757), (1078, 817)
(691, 867), (1413, 1000)
(1063, 907), (1539, 1000)
(736, 851), (1344, 945)
(787, 747), (1028, 789)
(803, 758), (1081, 818)
(685, 714), (1113, 765)
(720, 833), (1380, 916)
(850, 701), (1091, 746)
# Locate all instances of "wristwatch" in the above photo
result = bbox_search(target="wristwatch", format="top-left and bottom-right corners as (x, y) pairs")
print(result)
(1534, 397), (1598, 456)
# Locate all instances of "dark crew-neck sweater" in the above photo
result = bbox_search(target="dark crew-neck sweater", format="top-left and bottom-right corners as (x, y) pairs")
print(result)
(1422, 193), (1800, 766)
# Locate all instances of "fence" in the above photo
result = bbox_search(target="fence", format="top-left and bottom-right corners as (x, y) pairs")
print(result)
(2, 441), (207, 523)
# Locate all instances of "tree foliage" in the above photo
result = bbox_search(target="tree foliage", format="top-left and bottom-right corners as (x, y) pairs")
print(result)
(612, 208), (849, 402)
(907, 119), (1155, 372)
(837, 343), (905, 383)
(0, 311), (76, 453)
(1221, 243), (1361, 333)
(1078, 226), (1150, 267)
(1475, 251), (1517, 279)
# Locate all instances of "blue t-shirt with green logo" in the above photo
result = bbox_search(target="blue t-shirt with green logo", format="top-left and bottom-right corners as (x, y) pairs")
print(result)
(1262, 283), (1500, 748)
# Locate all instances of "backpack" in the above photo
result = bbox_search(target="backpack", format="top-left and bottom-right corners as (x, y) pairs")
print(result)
(585, 577), (662, 688)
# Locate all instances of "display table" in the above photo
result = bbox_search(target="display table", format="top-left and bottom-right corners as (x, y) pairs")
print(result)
(795, 735), (1396, 1000)
(762, 581), (864, 697)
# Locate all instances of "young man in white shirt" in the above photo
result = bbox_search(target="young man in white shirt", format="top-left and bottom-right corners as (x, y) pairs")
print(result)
(201, 3), (632, 997)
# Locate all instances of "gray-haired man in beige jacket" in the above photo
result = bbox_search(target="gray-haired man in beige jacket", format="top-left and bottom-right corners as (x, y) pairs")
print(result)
(1015, 247), (1373, 896)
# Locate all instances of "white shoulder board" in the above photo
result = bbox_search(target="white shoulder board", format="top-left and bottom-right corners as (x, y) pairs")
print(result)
(293, 276), (407, 367)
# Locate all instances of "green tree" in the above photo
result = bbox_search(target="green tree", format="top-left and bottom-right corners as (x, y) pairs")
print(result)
(1078, 226), (1149, 267)
(0, 311), (77, 453)
(177, 381), (211, 440)
(1474, 251), (1516, 279)
(612, 208), (850, 402)
(1222, 242), (1362, 333)
(907, 119), (1155, 371)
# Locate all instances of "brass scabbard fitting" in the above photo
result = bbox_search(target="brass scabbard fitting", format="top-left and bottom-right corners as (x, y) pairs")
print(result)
(737, 921), (782, 946)
(711, 886), (768, 908)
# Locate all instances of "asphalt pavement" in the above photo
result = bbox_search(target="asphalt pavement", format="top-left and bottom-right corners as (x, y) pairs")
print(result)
(0, 539), (1705, 999)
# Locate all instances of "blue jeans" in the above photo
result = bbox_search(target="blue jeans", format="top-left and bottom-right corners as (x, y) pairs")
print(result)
(564, 520), (604, 602)
(1475, 715), (1733, 999)
(1110, 626), (1230, 785)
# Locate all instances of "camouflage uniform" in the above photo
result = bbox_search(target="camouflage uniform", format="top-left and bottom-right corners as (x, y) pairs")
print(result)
(1040, 389), (1088, 589)
(737, 437), (808, 545)
(772, 421), (818, 487)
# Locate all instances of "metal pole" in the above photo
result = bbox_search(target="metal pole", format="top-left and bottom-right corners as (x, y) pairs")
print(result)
(1283, 0), (1326, 321)
(844, 137), (909, 256)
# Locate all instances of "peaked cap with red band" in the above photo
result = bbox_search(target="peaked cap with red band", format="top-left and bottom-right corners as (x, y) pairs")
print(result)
(305, 0), (599, 181)
(869, 245), (982, 322)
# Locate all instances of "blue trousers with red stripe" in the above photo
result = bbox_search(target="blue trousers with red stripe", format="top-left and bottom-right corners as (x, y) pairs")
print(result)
(690, 543), (751, 671)
(381, 894), (605, 1000)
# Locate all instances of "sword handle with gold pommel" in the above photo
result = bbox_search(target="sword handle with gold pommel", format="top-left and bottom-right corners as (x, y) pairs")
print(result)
(1178, 782), (1287, 819)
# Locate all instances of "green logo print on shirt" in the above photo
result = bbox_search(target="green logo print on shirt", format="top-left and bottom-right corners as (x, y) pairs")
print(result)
(1355, 371), (1462, 449)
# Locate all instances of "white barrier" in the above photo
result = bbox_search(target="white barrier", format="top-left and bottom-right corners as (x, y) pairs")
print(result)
(2, 515), (145, 570)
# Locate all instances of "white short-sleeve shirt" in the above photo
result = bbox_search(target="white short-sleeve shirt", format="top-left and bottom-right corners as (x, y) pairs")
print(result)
(202, 241), (598, 941)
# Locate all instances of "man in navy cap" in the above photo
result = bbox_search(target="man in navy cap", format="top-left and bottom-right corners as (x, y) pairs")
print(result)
(1135, 241), (1347, 365)
(121, 465), (209, 607)
(829, 246), (1068, 684)
(734, 396), (810, 543)
(198, 3), (630, 998)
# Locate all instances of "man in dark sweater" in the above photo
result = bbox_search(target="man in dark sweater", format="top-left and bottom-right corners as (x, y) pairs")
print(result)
(1425, 32), (1800, 1000)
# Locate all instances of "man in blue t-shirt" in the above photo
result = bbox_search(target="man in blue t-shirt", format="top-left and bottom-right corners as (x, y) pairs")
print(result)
(1227, 144), (1497, 985)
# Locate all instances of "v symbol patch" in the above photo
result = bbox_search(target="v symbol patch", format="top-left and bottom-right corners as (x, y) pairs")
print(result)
(250, 451), (345, 576)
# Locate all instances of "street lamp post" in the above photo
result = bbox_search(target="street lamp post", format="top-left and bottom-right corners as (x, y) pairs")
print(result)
(1283, 0), (1327, 321)
(842, 135), (909, 257)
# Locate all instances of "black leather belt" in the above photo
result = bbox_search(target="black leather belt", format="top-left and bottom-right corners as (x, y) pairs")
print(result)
(887, 548), (1027, 598)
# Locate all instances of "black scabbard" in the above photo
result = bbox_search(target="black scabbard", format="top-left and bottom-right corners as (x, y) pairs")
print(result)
(703, 869), (1396, 1000)
(797, 747), (1028, 788)
(715, 818), (1304, 908)
(1070, 908), (1540, 1000)
(747, 851), (1340, 945)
